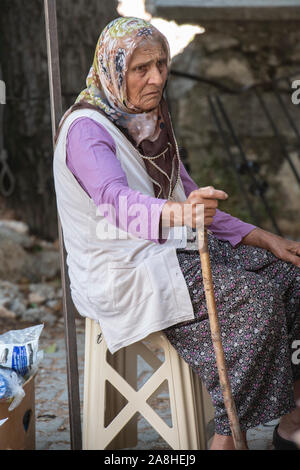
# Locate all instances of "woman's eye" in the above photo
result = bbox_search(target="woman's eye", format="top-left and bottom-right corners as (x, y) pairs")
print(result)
(136, 65), (147, 72)
(157, 60), (166, 71)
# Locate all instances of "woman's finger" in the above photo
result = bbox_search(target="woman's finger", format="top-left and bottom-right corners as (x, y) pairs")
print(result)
(289, 243), (300, 256)
(205, 207), (217, 215)
(197, 186), (229, 201)
(278, 249), (300, 268)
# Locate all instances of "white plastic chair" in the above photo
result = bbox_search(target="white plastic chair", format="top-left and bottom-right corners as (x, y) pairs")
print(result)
(83, 318), (214, 450)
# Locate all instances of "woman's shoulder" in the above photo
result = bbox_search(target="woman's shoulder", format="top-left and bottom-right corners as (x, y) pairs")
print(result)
(67, 116), (116, 151)
(56, 102), (114, 147)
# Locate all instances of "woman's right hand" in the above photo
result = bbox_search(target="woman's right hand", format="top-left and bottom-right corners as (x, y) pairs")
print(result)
(161, 186), (228, 229)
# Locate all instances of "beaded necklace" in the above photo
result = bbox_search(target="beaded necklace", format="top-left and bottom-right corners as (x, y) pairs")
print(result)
(135, 140), (181, 200)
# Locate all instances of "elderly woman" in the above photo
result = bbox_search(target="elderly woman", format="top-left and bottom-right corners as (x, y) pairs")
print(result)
(53, 17), (300, 450)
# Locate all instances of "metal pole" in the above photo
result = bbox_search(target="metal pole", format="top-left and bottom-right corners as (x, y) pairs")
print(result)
(44, 0), (82, 450)
(273, 80), (300, 159)
(216, 95), (282, 236)
(254, 88), (300, 186)
(207, 95), (259, 226)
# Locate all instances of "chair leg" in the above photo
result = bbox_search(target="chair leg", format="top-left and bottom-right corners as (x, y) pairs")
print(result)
(106, 346), (138, 449)
(149, 332), (209, 449)
(83, 319), (138, 450)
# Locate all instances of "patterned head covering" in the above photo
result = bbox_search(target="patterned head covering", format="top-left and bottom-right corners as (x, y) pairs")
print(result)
(75, 17), (171, 146)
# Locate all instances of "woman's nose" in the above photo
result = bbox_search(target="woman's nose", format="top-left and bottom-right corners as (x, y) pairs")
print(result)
(148, 66), (164, 87)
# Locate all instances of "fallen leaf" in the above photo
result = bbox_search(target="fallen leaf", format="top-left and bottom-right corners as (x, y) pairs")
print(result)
(44, 343), (57, 354)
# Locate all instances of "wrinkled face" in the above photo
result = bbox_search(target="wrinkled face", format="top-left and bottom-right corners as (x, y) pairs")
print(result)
(126, 42), (168, 112)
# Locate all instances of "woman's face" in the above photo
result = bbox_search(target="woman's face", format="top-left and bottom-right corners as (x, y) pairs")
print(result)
(126, 42), (168, 112)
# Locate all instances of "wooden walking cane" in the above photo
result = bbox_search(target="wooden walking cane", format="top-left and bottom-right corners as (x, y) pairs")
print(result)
(198, 228), (247, 450)
(44, 0), (82, 450)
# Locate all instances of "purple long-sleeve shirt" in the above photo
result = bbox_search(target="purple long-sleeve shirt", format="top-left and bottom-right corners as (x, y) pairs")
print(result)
(66, 117), (256, 246)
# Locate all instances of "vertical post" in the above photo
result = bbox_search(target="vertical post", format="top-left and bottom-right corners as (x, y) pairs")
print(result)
(44, 0), (82, 450)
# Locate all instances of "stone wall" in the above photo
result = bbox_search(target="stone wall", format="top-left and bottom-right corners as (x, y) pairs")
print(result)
(167, 20), (300, 238)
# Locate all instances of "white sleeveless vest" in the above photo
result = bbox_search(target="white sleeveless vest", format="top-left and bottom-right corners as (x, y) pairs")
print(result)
(53, 109), (195, 353)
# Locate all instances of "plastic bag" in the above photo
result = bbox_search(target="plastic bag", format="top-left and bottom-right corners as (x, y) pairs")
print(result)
(0, 367), (25, 411)
(0, 324), (44, 378)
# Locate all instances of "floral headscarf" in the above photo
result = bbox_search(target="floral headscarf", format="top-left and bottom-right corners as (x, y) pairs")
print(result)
(75, 17), (171, 146)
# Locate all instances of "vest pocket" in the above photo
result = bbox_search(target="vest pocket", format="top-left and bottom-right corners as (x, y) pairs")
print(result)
(108, 261), (153, 313)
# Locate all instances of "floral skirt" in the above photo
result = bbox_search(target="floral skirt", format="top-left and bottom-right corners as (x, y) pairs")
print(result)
(163, 233), (300, 435)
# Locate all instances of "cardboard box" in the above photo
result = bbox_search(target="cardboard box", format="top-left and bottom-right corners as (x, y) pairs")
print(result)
(0, 373), (36, 450)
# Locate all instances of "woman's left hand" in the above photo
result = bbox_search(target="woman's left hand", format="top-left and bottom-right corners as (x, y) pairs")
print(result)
(242, 227), (300, 268)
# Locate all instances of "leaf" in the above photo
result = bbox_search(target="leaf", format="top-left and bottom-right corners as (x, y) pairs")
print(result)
(29, 303), (38, 308)
(44, 343), (57, 354)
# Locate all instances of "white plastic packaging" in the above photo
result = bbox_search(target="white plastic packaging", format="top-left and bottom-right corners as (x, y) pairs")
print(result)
(0, 324), (44, 377)
(0, 367), (25, 411)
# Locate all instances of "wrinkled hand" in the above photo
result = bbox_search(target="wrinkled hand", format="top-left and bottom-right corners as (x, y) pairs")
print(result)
(243, 228), (300, 268)
(184, 186), (228, 228)
(161, 185), (228, 229)
(267, 236), (300, 268)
